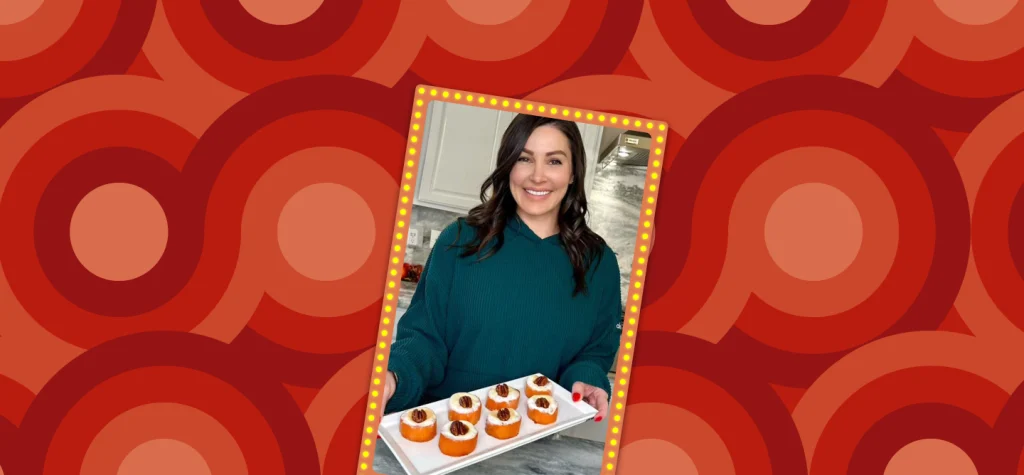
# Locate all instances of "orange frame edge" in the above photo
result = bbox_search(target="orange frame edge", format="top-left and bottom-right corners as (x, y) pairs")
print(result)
(357, 84), (669, 474)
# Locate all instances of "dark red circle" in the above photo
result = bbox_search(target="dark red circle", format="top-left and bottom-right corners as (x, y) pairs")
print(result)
(323, 394), (369, 474)
(199, 0), (359, 61)
(34, 147), (201, 317)
(639, 76), (969, 387)
(687, 0), (849, 61)
(18, 332), (320, 475)
(879, 71), (1020, 133)
(70, 0), (157, 81)
(633, 331), (808, 474)
(230, 326), (367, 389)
(993, 379), (1024, 472)
(848, 403), (1000, 473)
(0, 0), (154, 126)
(183, 75), (411, 195)
(409, 0), (642, 97)
(0, 416), (25, 475)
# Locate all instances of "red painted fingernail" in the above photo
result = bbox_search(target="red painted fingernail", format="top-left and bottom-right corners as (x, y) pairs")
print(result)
(573, 393), (581, 402)
(595, 416), (603, 422)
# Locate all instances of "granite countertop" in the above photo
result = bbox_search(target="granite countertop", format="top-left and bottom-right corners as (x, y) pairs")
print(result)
(373, 434), (606, 475)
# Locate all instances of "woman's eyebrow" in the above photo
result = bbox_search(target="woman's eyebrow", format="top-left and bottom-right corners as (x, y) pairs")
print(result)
(521, 148), (567, 157)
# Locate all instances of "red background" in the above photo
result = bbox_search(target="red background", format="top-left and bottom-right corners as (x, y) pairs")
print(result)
(3, 0), (1024, 473)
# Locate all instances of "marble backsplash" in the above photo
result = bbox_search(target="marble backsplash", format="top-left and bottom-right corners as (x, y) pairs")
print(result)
(586, 162), (644, 308)
(402, 206), (463, 269)
(399, 163), (645, 315)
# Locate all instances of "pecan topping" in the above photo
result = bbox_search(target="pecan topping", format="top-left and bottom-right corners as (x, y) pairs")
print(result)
(533, 375), (549, 386)
(450, 420), (468, 436)
(411, 409), (427, 423)
(535, 397), (550, 409)
(459, 395), (473, 408)
(497, 408), (511, 421)
(495, 384), (509, 397)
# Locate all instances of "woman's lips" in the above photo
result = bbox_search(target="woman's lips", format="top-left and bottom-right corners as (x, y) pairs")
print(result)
(524, 189), (551, 199)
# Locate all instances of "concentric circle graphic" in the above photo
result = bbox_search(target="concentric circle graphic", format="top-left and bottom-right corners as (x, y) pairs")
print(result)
(627, 331), (807, 474)
(409, 0), (643, 96)
(240, 0), (325, 26)
(2, 76), (406, 355)
(162, 0), (402, 92)
(648, 0), (885, 92)
(0, 0), (156, 127)
(0, 0), (44, 25)
(639, 75), (969, 388)
(17, 332), (320, 474)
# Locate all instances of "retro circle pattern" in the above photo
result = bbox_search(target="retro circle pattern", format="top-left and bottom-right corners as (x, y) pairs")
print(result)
(1, 1), (1024, 474)
(0, 0), (155, 126)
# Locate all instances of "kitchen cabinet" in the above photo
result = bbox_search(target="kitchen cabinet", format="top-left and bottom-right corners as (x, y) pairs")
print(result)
(415, 101), (604, 215)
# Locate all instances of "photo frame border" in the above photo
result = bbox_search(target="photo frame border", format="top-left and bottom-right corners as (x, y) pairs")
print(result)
(357, 85), (668, 474)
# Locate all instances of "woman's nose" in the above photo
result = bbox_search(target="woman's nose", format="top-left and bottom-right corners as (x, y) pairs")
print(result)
(530, 164), (546, 182)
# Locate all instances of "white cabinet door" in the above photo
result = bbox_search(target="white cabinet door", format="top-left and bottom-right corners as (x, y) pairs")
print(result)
(580, 123), (602, 201)
(415, 102), (606, 215)
(415, 102), (503, 214)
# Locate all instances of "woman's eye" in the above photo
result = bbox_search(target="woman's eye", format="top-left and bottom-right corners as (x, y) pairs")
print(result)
(517, 156), (530, 162)
(550, 159), (562, 165)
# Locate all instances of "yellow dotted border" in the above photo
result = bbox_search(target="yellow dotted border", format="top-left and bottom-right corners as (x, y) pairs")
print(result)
(358, 85), (669, 474)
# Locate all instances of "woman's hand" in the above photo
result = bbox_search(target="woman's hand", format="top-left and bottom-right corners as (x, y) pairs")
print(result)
(382, 371), (397, 410)
(571, 381), (608, 422)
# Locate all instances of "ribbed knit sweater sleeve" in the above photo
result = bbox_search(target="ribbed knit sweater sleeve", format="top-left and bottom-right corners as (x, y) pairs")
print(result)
(385, 223), (459, 413)
(557, 246), (621, 399)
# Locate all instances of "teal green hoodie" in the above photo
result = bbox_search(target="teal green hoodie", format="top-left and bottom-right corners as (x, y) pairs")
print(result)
(385, 215), (622, 413)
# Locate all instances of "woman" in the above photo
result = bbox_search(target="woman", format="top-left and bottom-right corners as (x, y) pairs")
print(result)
(383, 113), (621, 423)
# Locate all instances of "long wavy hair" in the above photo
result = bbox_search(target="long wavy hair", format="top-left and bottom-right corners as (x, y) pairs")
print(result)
(453, 113), (607, 297)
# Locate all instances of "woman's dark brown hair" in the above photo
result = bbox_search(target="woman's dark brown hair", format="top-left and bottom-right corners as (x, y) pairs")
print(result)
(452, 113), (607, 296)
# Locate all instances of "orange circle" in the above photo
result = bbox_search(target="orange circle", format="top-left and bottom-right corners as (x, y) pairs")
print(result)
(277, 183), (375, 282)
(725, 0), (812, 25)
(445, 0), (531, 25)
(81, 403), (246, 475)
(933, 0), (1016, 25)
(70, 183), (169, 282)
(764, 183), (863, 282)
(0, 0), (43, 25)
(0, 0), (83, 62)
(736, 147), (899, 320)
(620, 439), (700, 474)
(422, 0), (571, 61)
(884, 439), (978, 474)
(238, 0), (325, 25)
(117, 439), (213, 475)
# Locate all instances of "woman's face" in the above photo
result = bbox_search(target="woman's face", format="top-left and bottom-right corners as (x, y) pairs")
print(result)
(509, 125), (574, 223)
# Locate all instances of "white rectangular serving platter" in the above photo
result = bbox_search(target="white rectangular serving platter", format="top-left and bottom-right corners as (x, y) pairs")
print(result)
(378, 374), (599, 475)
